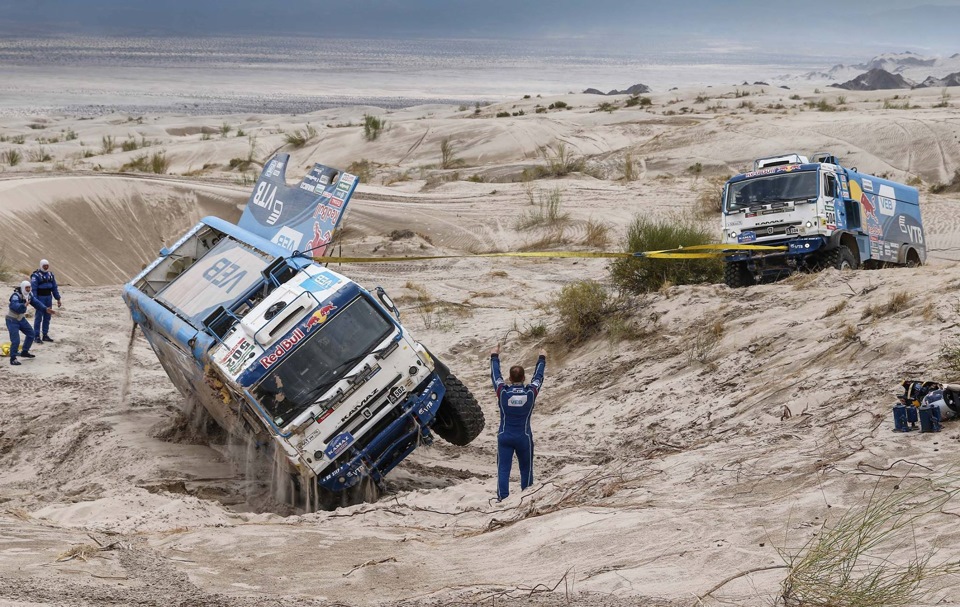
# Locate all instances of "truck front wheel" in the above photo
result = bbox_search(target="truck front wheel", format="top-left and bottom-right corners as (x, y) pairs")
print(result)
(724, 261), (755, 289)
(432, 374), (485, 446)
(823, 245), (857, 271)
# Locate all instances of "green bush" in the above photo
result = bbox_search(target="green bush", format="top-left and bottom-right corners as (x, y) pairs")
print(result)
(554, 280), (611, 342)
(362, 115), (385, 141)
(284, 124), (317, 148)
(609, 215), (722, 293)
(3, 149), (22, 166)
(346, 159), (375, 183)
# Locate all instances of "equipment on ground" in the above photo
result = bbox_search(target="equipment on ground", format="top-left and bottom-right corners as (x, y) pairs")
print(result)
(892, 380), (959, 433)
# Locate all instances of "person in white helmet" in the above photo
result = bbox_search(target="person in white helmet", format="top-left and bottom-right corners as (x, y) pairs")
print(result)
(6, 280), (50, 365)
(30, 258), (61, 342)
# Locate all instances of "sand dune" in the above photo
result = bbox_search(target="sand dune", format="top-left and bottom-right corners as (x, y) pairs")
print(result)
(2, 84), (960, 606)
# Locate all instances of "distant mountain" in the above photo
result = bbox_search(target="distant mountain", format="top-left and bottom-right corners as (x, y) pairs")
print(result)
(582, 83), (651, 96)
(784, 51), (960, 84)
(831, 69), (912, 91)
(915, 72), (960, 88)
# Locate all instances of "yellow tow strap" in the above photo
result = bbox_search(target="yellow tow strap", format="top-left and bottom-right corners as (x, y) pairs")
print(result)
(314, 244), (787, 264)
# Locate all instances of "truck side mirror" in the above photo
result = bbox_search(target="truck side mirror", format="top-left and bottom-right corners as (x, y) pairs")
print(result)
(376, 287), (401, 321)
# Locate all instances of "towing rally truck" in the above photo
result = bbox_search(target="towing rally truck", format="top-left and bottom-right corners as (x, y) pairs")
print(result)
(123, 154), (484, 509)
(721, 152), (925, 288)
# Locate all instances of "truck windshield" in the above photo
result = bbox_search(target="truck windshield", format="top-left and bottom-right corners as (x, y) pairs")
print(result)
(253, 296), (395, 426)
(726, 171), (818, 212)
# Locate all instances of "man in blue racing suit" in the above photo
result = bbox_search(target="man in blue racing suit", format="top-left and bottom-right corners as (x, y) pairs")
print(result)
(490, 344), (546, 501)
(7, 281), (46, 365)
(30, 259), (62, 342)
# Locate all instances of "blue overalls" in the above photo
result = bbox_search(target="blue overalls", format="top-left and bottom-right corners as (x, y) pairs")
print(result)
(6, 288), (41, 362)
(491, 353), (546, 500)
(30, 269), (60, 339)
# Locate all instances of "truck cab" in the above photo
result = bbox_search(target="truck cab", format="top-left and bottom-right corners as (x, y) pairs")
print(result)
(123, 157), (484, 509)
(720, 152), (924, 287)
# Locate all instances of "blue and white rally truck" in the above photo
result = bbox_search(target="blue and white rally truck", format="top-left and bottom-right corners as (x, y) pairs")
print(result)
(721, 153), (925, 288)
(123, 154), (484, 509)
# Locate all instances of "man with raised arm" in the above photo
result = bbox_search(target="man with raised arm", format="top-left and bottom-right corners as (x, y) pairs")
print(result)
(490, 344), (546, 501)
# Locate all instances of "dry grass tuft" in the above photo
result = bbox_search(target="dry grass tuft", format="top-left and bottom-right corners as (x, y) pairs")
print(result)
(862, 291), (912, 320)
(519, 226), (570, 251)
(515, 188), (569, 230)
(823, 299), (848, 318)
(57, 544), (102, 562)
(840, 323), (860, 343)
(779, 480), (960, 607)
(582, 218), (610, 248)
(695, 174), (731, 217)
(786, 272), (819, 290)
(686, 316), (725, 363)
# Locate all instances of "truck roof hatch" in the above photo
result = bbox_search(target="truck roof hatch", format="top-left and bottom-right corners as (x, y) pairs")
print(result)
(754, 153), (809, 170)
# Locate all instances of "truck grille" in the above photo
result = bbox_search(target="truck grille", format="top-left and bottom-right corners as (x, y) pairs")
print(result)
(751, 222), (801, 237)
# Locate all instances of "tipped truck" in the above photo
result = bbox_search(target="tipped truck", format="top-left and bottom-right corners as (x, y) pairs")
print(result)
(123, 154), (484, 509)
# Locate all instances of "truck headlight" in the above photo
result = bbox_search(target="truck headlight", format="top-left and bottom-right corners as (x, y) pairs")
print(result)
(805, 221), (813, 228)
(728, 230), (738, 238)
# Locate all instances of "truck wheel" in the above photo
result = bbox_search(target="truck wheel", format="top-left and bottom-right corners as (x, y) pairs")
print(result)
(432, 374), (485, 446)
(824, 245), (857, 271)
(724, 261), (755, 289)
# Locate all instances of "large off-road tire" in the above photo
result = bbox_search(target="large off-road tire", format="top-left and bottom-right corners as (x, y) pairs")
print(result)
(822, 245), (858, 271)
(432, 374), (485, 446)
(724, 261), (755, 289)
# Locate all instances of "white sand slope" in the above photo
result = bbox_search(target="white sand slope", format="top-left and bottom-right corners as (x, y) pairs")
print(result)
(2, 85), (960, 606)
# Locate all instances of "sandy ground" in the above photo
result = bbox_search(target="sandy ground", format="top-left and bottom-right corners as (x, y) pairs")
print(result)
(2, 84), (960, 606)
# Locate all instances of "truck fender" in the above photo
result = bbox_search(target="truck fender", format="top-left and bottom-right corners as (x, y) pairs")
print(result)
(897, 245), (923, 267)
(424, 346), (451, 381)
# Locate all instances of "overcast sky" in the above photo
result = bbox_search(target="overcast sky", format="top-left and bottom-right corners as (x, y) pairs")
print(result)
(2, 0), (959, 56)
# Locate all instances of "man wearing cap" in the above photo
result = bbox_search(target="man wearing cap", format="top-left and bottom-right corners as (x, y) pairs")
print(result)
(6, 281), (48, 365)
(30, 259), (61, 342)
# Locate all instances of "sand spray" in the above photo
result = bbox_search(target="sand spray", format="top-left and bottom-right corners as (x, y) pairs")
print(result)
(119, 323), (138, 406)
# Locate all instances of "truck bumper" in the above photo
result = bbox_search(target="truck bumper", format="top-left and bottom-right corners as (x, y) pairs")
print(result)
(725, 236), (826, 268)
(317, 374), (447, 492)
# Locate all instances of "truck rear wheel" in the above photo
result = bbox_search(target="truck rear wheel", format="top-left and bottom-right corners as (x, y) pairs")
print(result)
(432, 374), (485, 446)
(724, 261), (755, 289)
(823, 245), (857, 271)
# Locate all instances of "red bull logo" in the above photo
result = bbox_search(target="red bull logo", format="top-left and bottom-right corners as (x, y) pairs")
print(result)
(312, 203), (341, 222)
(304, 303), (337, 331)
(259, 328), (306, 369)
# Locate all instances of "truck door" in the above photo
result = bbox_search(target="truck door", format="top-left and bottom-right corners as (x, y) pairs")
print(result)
(822, 171), (839, 229)
(838, 174), (861, 230)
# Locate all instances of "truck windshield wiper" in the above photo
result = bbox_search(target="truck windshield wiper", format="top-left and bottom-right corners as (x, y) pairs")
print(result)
(304, 341), (394, 406)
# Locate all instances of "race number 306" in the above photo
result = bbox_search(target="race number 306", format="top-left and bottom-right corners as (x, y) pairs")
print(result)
(202, 257), (248, 293)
